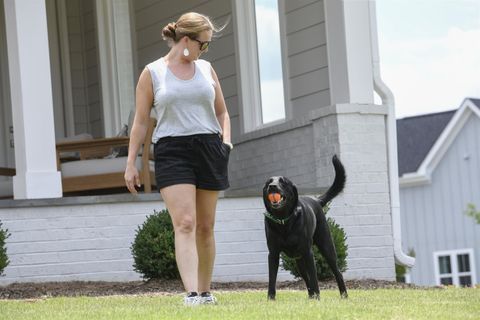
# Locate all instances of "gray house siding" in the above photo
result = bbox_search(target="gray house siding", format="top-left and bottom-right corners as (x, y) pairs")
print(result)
(285, 0), (330, 118)
(400, 114), (480, 286)
(66, 0), (104, 137)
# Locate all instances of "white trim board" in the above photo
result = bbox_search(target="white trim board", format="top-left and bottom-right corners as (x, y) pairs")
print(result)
(232, 0), (262, 133)
(400, 99), (480, 188)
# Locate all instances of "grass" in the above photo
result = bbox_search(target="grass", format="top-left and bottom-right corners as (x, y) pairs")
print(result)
(0, 288), (478, 320)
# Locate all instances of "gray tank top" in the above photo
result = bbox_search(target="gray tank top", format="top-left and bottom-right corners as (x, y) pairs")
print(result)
(146, 57), (222, 143)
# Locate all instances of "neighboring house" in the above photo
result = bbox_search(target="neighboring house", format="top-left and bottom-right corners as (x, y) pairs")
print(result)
(0, 0), (414, 284)
(397, 98), (480, 287)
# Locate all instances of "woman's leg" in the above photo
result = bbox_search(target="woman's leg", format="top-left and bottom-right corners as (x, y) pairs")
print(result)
(195, 188), (219, 293)
(161, 184), (198, 293)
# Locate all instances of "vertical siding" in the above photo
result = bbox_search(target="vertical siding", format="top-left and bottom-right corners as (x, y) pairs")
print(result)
(284, 0), (330, 118)
(400, 114), (480, 286)
(66, 0), (103, 137)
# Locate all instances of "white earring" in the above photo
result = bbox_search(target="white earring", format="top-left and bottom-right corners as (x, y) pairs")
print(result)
(183, 48), (189, 57)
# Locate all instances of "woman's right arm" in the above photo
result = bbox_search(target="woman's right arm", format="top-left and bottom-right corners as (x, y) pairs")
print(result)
(124, 68), (154, 194)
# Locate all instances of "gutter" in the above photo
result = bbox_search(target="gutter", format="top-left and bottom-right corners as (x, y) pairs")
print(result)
(368, 1), (415, 267)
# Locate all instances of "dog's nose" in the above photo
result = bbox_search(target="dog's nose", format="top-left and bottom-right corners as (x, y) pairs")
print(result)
(267, 185), (279, 193)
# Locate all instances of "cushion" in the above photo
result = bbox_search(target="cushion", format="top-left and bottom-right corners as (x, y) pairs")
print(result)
(60, 156), (154, 178)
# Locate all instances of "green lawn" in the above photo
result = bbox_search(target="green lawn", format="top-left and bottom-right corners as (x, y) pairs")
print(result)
(0, 288), (478, 320)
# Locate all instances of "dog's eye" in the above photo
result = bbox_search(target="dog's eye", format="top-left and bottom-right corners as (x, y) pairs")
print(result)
(268, 178), (273, 184)
(279, 177), (285, 184)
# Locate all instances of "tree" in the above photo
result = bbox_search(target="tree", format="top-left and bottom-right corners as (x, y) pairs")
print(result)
(465, 203), (480, 224)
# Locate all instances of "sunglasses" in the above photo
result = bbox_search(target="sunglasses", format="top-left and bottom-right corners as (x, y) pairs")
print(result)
(191, 38), (210, 51)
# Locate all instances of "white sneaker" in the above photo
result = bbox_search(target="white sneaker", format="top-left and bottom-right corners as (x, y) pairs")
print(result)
(198, 292), (217, 305)
(183, 293), (199, 306)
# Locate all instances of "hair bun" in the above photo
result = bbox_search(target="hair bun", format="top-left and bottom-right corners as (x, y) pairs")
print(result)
(162, 22), (177, 40)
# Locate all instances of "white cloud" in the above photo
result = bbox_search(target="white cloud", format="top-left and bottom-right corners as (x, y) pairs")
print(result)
(379, 27), (480, 118)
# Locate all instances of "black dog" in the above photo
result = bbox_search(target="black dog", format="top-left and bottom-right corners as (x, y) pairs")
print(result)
(262, 155), (348, 300)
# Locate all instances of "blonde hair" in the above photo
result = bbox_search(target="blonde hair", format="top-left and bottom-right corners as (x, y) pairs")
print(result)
(162, 12), (224, 46)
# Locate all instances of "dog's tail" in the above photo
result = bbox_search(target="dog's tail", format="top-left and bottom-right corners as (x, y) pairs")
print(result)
(318, 155), (346, 207)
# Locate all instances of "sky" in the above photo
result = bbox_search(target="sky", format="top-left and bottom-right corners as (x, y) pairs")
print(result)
(375, 0), (480, 118)
(255, 0), (285, 123)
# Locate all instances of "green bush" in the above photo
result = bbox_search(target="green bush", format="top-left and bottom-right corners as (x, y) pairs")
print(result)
(131, 209), (179, 280)
(0, 220), (10, 276)
(281, 209), (348, 281)
(396, 248), (415, 282)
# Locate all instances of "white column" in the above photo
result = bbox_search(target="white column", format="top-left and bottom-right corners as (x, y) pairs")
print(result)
(4, 0), (62, 199)
(324, 0), (375, 104)
(96, 0), (136, 136)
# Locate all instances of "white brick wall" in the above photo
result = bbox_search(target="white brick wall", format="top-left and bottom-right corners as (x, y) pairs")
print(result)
(230, 122), (317, 191)
(0, 196), (292, 285)
(329, 106), (395, 280)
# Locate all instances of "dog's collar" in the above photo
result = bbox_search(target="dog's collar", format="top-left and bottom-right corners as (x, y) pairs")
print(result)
(263, 206), (301, 225)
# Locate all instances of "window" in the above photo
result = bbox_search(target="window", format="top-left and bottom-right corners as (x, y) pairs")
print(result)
(254, 0), (286, 124)
(233, 0), (288, 132)
(434, 249), (476, 287)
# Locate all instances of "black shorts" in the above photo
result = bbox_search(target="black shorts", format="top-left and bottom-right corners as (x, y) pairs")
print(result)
(153, 133), (230, 191)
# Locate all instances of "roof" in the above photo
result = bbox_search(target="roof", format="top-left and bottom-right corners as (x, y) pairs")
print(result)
(396, 98), (480, 177)
(396, 110), (455, 176)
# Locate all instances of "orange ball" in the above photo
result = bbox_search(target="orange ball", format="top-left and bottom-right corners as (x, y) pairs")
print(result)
(268, 193), (281, 203)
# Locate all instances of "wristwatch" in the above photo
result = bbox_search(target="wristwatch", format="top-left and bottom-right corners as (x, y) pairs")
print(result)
(224, 142), (233, 150)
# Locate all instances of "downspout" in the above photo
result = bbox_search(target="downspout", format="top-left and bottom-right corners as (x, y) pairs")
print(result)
(368, 1), (415, 267)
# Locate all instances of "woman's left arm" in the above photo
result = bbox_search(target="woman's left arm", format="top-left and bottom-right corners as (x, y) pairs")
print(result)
(211, 66), (232, 145)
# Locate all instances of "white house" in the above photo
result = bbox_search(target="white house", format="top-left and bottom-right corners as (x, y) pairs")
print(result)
(398, 98), (480, 287)
(0, 0), (414, 285)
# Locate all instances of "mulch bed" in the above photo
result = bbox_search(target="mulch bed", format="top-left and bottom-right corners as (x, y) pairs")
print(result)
(0, 279), (422, 300)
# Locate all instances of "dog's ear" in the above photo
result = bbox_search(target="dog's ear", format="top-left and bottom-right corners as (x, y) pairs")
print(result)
(284, 177), (298, 200)
(291, 182), (298, 200)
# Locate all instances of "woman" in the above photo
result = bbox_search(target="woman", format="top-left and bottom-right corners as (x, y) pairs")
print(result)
(124, 12), (232, 306)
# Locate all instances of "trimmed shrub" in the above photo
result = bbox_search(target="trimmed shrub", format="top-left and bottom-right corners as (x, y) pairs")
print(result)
(281, 208), (348, 281)
(131, 209), (179, 280)
(0, 220), (10, 276)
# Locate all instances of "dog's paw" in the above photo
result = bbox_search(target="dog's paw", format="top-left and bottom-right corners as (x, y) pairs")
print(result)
(341, 292), (348, 299)
(267, 295), (276, 301)
(308, 293), (320, 300)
